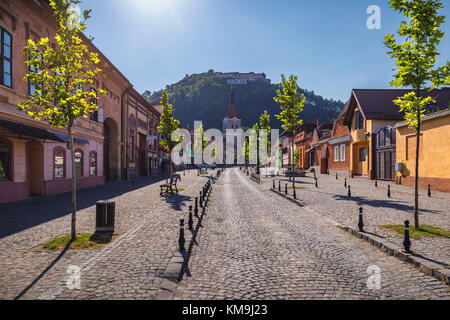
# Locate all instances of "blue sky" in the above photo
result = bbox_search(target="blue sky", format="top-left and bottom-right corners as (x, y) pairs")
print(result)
(80, 0), (450, 102)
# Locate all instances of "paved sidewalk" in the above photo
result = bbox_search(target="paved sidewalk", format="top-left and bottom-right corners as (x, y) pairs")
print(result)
(259, 171), (450, 266)
(0, 170), (208, 300)
(174, 168), (449, 300)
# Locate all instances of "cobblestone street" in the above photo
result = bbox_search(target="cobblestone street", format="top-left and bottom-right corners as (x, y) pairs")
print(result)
(1, 168), (449, 300)
(174, 168), (449, 300)
(0, 170), (208, 300)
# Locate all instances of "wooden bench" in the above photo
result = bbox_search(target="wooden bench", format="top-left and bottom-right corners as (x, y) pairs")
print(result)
(160, 175), (181, 195)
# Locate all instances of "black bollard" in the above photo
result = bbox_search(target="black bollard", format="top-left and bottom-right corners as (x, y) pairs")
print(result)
(199, 191), (203, 208)
(358, 207), (364, 232)
(194, 197), (199, 217)
(278, 181), (281, 192)
(285, 183), (288, 195)
(336, 173), (338, 180)
(273, 180), (275, 189)
(388, 185), (391, 198)
(375, 180), (378, 188)
(348, 185), (351, 198)
(188, 206), (193, 230)
(179, 219), (185, 251)
(344, 178), (347, 188)
(315, 179), (318, 188)
(428, 184), (431, 198)
(403, 220), (411, 253)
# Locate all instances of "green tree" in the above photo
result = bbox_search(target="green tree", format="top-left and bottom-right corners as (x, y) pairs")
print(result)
(385, 0), (450, 228)
(274, 74), (306, 189)
(19, 0), (105, 241)
(294, 148), (300, 169)
(259, 110), (271, 174)
(157, 91), (182, 180)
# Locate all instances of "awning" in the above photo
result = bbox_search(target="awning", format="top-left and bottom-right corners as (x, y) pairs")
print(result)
(0, 119), (65, 142)
(52, 133), (90, 145)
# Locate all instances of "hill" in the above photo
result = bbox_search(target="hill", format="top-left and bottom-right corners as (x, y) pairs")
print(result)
(143, 72), (344, 130)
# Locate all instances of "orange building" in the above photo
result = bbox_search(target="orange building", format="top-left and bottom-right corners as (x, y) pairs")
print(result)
(327, 106), (351, 177)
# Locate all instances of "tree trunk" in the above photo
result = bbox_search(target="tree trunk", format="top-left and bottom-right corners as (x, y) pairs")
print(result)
(414, 96), (421, 229)
(68, 125), (77, 241)
(292, 140), (295, 190)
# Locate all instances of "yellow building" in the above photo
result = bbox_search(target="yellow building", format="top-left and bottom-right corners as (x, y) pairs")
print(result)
(395, 107), (450, 193)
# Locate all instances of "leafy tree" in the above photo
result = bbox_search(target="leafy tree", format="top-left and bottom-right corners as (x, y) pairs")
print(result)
(385, 0), (450, 228)
(157, 91), (182, 180)
(259, 110), (271, 174)
(19, 0), (105, 241)
(274, 74), (306, 189)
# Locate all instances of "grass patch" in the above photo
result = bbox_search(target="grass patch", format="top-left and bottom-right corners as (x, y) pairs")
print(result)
(380, 225), (450, 239)
(42, 233), (115, 250)
(175, 188), (185, 192)
(287, 186), (305, 190)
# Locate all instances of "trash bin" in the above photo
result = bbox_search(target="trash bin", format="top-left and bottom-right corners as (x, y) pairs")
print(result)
(96, 200), (115, 232)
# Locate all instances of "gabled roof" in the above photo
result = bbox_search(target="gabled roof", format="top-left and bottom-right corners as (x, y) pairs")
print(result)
(343, 88), (450, 126)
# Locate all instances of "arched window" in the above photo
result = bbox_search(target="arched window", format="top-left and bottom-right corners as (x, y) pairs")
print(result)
(89, 151), (97, 176)
(54, 147), (66, 178)
(0, 139), (11, 180)
(74, 149), (84, 177)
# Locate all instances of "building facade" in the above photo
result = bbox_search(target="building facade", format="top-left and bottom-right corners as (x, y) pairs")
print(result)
(327, 106), (351, 178)
(0, 0), (159, 204)
(395, 90), (450, 192)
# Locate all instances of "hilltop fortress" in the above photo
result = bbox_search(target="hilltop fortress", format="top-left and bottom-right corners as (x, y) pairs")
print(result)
(207, 69), (271, 85)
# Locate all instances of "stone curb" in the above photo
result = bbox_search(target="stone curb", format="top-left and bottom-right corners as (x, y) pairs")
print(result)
(154, 181), (215, 300)
(270, 188), (305, 207)
(270, 187), (450, 286)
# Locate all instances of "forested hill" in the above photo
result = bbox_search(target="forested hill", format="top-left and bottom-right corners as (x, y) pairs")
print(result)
(143, 72), (344, 130)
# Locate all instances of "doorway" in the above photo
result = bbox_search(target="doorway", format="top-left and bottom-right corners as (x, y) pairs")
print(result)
(26, 141), (44, 196)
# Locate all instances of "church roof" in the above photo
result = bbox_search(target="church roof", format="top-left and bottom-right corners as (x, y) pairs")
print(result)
(224, 89), (241, 119)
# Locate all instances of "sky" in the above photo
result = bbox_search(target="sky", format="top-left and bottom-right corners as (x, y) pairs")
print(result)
(79, 0), (450, 103)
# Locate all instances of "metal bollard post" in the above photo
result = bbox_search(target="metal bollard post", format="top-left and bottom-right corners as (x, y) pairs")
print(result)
(188, 205), (193, 230)
(336, 173), (338, 180)
(388, 185), (391, 198)
(358, 207), (364, 232)
(285, 183), (288, 195)
(315, 179), (318, 188)
(179, 219), (185, 251)
(403, 220), (411, 253)
(375, 180), (378, 188)
(348, 185), (351, 198)
(278, 181), (281, 192)
(199, 191), (203, 208)
(273, 180), (275, 189)
(293, 185), (297, 199)
(194, 197), (199, 217)
(428, 184), (431, 198)
(344, 178), (347, 188)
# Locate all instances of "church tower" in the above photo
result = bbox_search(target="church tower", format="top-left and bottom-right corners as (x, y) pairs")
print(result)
(223, 88), (242, 133)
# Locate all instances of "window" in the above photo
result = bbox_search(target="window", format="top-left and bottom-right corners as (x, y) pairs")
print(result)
(334, 146), (339, 162)
(340, 144), (346, 161)
(355, 111), (364, 130)
(89, 152), (97, 176)
(0, 140), (11, 180)
(129, 130), (135, 162)
(89, 88), (98, 122)
(1, 27), (12, 87)
(359, 147), (367, 162)
(54, 148), (65, 178)
(74, 150), (83, 177)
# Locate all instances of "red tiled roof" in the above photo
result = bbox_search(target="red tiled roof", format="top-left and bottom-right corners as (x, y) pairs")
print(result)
(226, 103), (240, 119)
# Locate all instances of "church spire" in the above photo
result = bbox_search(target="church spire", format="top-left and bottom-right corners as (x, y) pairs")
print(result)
(230, 86), (234, 105)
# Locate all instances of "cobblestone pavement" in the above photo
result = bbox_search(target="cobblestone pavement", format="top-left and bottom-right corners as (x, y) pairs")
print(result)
(257, 169), (450, 265)
(174, 168), (450, 300)
(0, 170), (209, 300)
